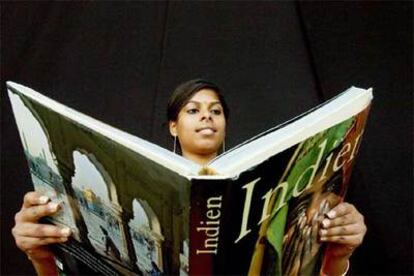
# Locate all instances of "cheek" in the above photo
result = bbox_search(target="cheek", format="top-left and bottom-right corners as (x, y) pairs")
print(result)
(218, 119), (226, 135)
(176, 119), (196, 144)
(176, 117), (196, 133)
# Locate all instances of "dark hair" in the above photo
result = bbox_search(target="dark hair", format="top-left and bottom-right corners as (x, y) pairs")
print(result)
(167, 79), (229, 122)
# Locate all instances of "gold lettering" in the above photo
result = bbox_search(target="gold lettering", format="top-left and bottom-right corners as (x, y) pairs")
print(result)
(333, 143), (351, 171)
(293, 139), (327, 197)
(260, 181), (288, 224)
(234, 178), (260, 244)
(207, 209), (221, 220)
(207, 196), (222, 209)
(349, 132), (363, 161)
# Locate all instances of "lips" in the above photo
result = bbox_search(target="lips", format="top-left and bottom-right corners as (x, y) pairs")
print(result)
(196, 127), (217, 134)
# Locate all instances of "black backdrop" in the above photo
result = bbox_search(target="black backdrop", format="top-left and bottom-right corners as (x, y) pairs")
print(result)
(1, 2), (412, 275)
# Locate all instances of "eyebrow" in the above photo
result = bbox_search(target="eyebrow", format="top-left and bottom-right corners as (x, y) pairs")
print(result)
(186, 100), (222, 106)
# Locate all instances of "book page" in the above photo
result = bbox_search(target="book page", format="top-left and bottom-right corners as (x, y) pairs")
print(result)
(7, 81), (200, 178)
(209, 87), (373, 177)
(8, 83), (194, 274)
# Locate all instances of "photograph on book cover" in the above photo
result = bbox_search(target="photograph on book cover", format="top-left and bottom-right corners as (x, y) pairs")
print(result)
(8, 89), (191, 275)
(189, 107), (370, 275)
(257, 108), (369, 276)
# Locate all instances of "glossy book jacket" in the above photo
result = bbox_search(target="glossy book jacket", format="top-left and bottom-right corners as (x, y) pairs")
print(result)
(7, 82), (372, 275)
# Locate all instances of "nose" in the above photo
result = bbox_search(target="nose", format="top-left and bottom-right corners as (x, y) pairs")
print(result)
(200, 109), (212, 121)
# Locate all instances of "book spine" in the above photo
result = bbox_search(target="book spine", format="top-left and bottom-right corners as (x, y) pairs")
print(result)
(189, 179), (229, 275)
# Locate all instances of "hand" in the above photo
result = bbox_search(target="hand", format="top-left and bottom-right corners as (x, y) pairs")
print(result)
(283, 199), (330, 276)
(319, 202), (367, 258)
(12, 191), (71, 261)
(283, 213), (306, 276)
(300, 200), (329, 270)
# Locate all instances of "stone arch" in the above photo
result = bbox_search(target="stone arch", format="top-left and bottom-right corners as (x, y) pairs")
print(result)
(8, 90), (92, 245)
(129, 198), (164, 273)
(9, 91), (59, 174)
(73, 148), (119, 204)
(139, 200), (162, 236)
(8, 92), (82, 234)
(71, 149), (131, 264)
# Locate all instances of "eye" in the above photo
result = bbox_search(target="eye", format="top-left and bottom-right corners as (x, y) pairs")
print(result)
(211, 109), (222, 115)
(187, 108), (198, 114)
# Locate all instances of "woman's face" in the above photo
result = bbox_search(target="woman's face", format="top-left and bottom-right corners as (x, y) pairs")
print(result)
(169, 89), (226, 157)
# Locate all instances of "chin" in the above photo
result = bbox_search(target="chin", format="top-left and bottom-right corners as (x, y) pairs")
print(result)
(196, 144), (220, 155)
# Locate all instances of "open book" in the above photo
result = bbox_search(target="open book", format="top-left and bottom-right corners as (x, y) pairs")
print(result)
(7, 81), (372, 275)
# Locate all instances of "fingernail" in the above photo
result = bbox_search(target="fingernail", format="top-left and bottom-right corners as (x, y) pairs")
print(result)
(298, 214), (304, 225)
(320, 236), (327, 241)
(60, 237), (68, 242)
(323, 202), (331, 213)
(312, 212), (318, 222)
(322, 219), (330, 228)
(300, 215), (307, 227)
(320, 229), (327, 236)
(60, 227), (71, 236)
(48, 202), (59, 211)
(38, 196), (49, 204)
(319, 200), (326, 212)
(327, 210), (336, 218)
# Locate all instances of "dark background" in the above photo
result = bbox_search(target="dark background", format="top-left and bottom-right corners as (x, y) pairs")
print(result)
(1, 2), (412, 275)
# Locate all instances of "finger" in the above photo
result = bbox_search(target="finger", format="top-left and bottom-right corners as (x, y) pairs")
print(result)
(284, 213), (307, 267)
(288, 251), (302, 275)
(15, 236), (69, 252)
(285, 234), (302, 275)
(302, 225), (319, 268)
(17, 202), (60, 222)
(326, 202), (354, 219)
(291, 225), (308, 274)
(319, 234), (364, 246)
(290, 213), (306, 247)
(309, 220), (321, 255)
(284, 218), (305, 273)
(13, 222), (71, 239)
(321, 212), (359, 228)
(318, 199), (327, 214)
(322, 200), (331, 215)
(285, 214), (303, 244)
(283, 216), (304, 268)
(299, 214), (307, 229)
(319, 223), (362, 237)
(304, 226), (312, 254)
(22, 191), (50, 209)
(311, 212), (319, 242)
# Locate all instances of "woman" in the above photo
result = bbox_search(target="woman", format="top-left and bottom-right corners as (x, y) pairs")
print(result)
(12, 79), (366, 275)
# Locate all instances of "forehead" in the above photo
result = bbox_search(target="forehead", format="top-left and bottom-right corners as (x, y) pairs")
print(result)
(187, 89), (220, 104)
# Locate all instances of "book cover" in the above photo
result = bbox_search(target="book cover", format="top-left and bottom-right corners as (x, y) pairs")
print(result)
(7, 82), (372, 275)
(189, 107), (369, 275)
